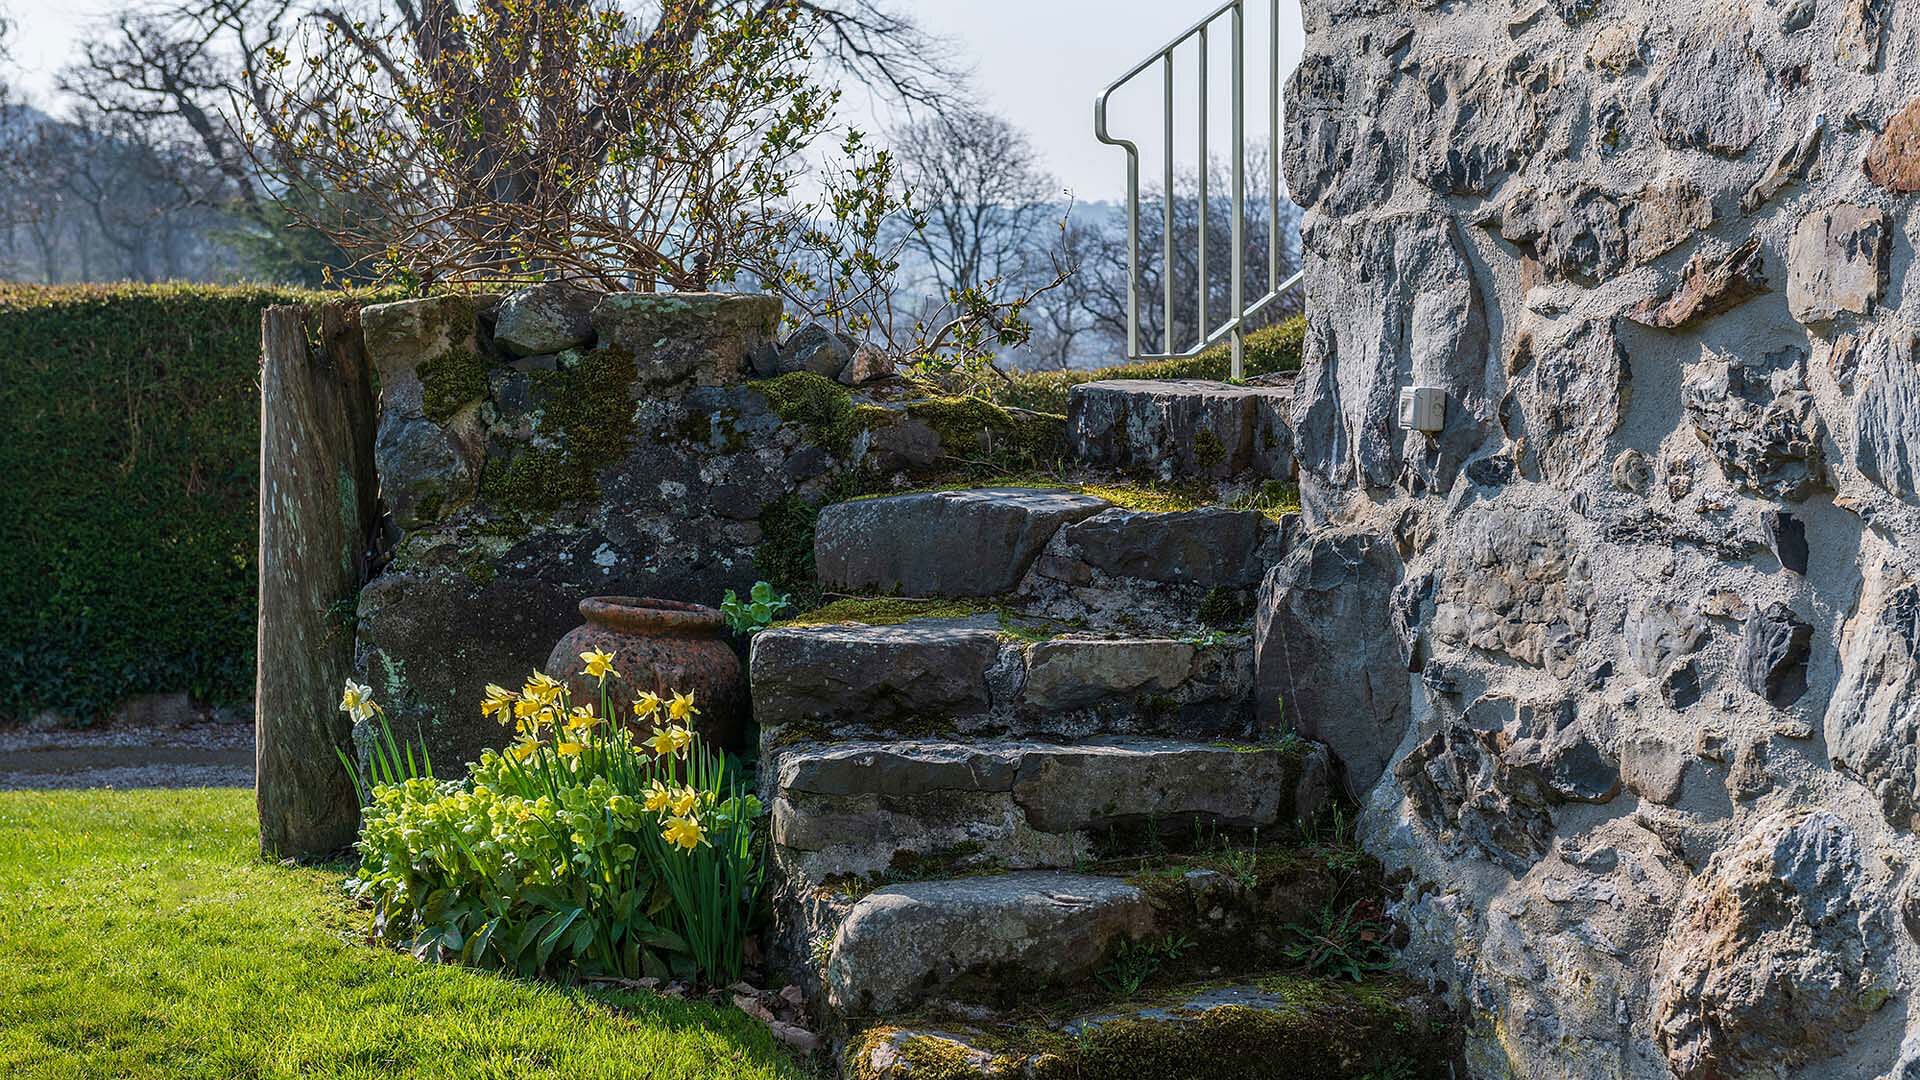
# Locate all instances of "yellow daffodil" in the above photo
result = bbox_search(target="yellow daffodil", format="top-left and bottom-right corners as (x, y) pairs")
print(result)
(669, 787), (700, 817)
(339, 680), (379, 723)
(565, 704), (600, 734)
(642, 780), (672, 813)
(579, 647), (618, 683)
(662, 815), (707, 851)
(645, 725), (684, 756)
(555, 741), (583, 757)
(480, 683), (517, 721)
(509, 739), (540, 762)
(512, 698), (552, 739)
(522, 671), (563, 705)
(632, 691), (662, 720)
(667, 690), (699, 723)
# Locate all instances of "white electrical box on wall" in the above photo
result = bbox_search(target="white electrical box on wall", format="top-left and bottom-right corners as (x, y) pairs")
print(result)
(1399, 386), (1447, 433)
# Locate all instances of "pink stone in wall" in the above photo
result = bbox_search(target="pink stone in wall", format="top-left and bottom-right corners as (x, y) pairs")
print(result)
(1865, 97), (1920, 194)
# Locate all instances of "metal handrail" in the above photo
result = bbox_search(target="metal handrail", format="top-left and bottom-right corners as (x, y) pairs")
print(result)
(1095, 0), (1303, 379)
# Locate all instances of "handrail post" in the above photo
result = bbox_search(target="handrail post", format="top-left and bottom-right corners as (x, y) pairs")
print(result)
(1190, 27), (1205, 349)
(1269, 0), (1280, 296)
(1230, 1), (1246, 380)
(1162, 53), (1176, 356)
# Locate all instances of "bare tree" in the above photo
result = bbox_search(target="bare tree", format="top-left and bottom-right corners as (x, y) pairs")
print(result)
(891, 107), (1060, 295)
(61, 0), (300, 208)
(44, 0), (958, 285)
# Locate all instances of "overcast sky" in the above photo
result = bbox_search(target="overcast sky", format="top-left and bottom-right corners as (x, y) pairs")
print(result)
(6, 1), (1307, 201)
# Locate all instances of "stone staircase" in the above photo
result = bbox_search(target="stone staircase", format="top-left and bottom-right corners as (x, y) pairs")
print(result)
(748, 379), (1455, 1077)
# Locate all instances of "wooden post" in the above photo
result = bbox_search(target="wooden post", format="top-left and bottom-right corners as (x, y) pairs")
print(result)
(256, 303), (379, 859)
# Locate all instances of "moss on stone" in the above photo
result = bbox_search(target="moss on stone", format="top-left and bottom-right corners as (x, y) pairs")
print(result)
(784, 596), (999, 627)
(846, 1028), (1021, 1080)
(852, 971), (1452, 1080)
(416, 346), (491, 424)
(993, 317), (1307, 414)
(674, 400), (748, 453)
(1073, 481), (1215, 515)
(1192, 428), (1226, 470)
(479, 346), (638, 516)
(1028, 990), (1445, 1080)
(756, 371), (869, 454)
(905, 396), (1065, 473)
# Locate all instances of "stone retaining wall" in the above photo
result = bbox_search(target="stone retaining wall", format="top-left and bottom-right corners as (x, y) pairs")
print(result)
(346, 290), (952, 768)
(1275, 1), (1920, 1075)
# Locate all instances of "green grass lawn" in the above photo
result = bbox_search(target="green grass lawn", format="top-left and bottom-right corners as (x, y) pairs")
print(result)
(0, 788), (813, 1080)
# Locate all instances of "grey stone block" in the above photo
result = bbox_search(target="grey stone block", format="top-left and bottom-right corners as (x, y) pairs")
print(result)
(825, 872), (1153, 1014)
(1067, 379), (1295, 482)
(814, 488), (1110, 597)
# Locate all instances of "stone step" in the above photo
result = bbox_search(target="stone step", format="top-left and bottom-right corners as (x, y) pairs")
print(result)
(824, 872), (1151, 1016)
(812, 486), (1295, 634)
(769, 736), (1330, 884)
(1068, 379), (1296, 483)
(843, 977), (1455, 1079)
(750, 621), (1261, 749)
(815, 845), (1388, 1019)
(1019, 504), (1294, 630)
(815, 487), (1111, 597)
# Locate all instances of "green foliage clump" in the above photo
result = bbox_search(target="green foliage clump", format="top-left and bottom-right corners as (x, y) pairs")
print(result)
(995, 316), (1307, 414)
(351, 676), (764, 985)
(721, 581), (791, 636)
(1198, 586), (1254, 630)
(0, 283), (349, 721)
(1279, 901), (1396, 983)
(755, 494), (826, 595)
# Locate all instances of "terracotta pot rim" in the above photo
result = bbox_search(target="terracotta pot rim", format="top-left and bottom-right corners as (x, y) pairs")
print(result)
(578, 596), (727, 638)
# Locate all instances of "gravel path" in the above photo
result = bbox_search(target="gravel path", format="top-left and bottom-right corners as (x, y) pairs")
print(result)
(0, 724), (254, 789)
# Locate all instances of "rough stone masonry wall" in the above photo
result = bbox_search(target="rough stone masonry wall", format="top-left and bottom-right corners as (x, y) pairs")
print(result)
(349, 287), (1064, 771)
(1272, 0), (1920, 1076)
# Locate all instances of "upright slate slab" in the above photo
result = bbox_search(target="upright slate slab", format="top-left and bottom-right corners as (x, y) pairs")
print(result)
(256, 303), (379, 859)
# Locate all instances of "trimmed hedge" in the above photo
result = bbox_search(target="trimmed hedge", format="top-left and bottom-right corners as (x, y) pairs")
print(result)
(0, 284), (339, 722)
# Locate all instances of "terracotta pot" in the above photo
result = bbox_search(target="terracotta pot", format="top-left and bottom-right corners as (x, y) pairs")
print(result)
(544, 597), (745, 750)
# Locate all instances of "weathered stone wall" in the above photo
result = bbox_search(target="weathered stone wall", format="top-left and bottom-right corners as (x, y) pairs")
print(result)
(349, 288), (1064, 769)
(1274, 0), (1920, 1075)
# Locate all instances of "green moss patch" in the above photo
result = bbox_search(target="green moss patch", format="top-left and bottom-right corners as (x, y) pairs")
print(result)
(995, 317), (1306, 414)
(846, 971), (1451, 1080)
(480, 347), (638, 516)
(754, 371), (869, 455)
(902, 396), (1066, 474)
(416, 347), (491, 424)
